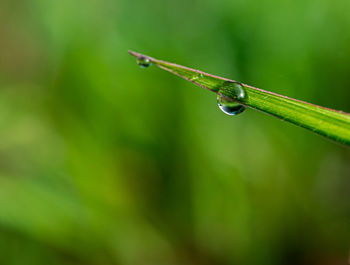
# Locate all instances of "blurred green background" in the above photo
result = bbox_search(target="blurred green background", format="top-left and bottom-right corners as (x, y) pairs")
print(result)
(0, 0), (350, 264)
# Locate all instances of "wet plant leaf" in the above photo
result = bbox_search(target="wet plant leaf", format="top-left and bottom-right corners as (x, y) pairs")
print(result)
(129, 50), (350, 146)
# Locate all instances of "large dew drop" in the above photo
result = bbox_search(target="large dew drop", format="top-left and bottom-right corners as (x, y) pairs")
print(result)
(217, 81), (246, 116)
(217, 96), (246, 115)
(137, 56), (152, 68)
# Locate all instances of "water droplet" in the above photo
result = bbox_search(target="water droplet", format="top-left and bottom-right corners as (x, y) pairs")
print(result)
(190, 73), (204, 81)
(217, 81), (246, 116)
(137, 56), (152, 68)
(217, 96), (246, 115)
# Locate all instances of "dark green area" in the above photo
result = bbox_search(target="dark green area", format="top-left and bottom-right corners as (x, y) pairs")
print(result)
(0, 0), (350, 264)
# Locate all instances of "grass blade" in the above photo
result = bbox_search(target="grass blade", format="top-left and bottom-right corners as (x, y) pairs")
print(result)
(129, 50), (350, 145)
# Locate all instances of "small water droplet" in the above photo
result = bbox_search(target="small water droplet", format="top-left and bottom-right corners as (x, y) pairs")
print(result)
(137, 56), (152, 68)
(190, 73), (204, 81)
(217, 81), (246, 116)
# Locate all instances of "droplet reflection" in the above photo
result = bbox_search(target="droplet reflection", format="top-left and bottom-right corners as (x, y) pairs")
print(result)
(217, 81), (246, 116)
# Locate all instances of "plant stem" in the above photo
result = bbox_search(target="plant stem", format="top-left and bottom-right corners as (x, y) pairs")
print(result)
(129, 50), (350, 145)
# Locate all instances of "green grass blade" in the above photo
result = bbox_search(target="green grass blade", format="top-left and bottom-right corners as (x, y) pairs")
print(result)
(129, 50), (350, 145)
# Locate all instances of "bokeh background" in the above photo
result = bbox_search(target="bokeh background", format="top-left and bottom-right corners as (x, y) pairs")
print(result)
(1, 0), (350, 264)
